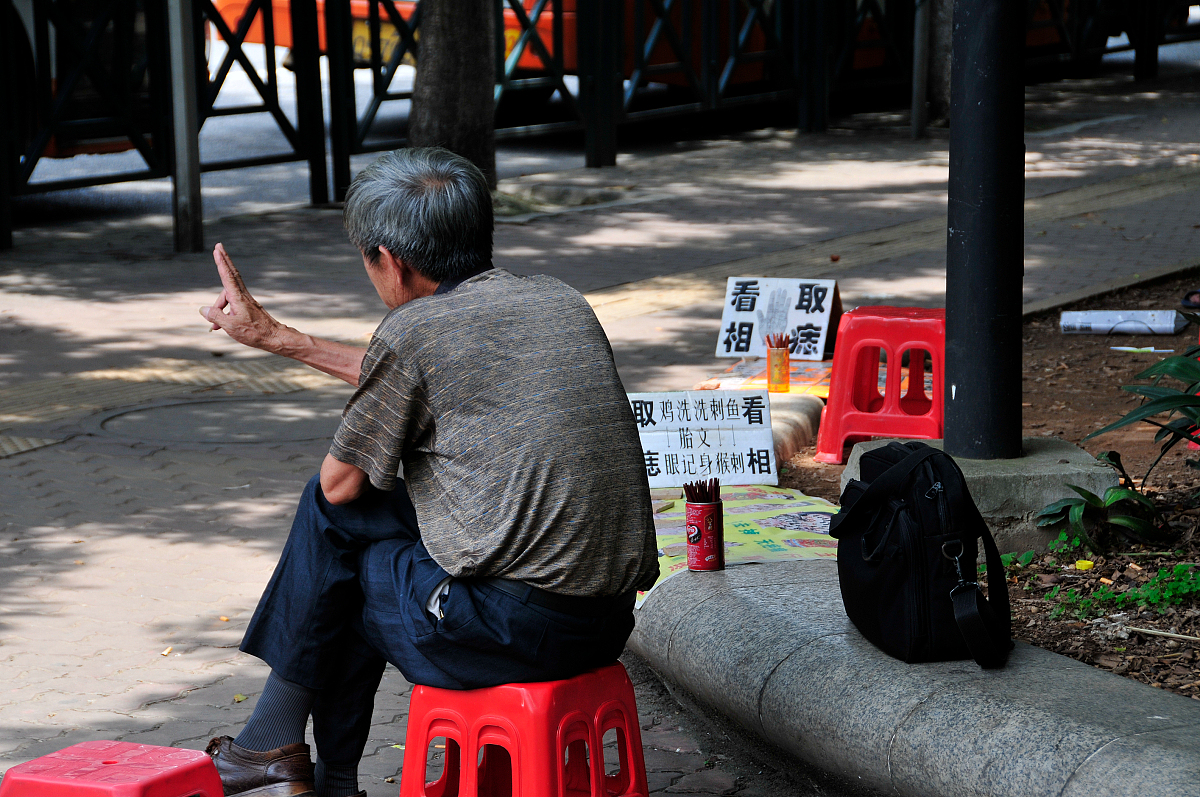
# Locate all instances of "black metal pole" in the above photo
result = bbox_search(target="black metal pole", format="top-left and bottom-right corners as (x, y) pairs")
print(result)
(943, 0), (1024, 460)
(325, 0), (356, 201)
(168, 0), (204, 252)
(578, 0), (618, 167)
(0, 1), (13, 250)
(1133, 0), (1161, 81)
(290, 0), (329, 205)
(801, 0), (828, 132)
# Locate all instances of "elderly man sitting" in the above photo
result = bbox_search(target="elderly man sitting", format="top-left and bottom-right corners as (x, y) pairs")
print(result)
(199, 148), (658, 797)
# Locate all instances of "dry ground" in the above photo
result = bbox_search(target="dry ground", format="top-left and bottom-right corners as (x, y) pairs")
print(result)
(778, 268), (1200, 697)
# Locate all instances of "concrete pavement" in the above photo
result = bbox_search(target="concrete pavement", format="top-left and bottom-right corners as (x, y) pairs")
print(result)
(3, 62), (1200, 795)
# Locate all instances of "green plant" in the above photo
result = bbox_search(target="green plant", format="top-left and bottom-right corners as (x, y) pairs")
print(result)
(1001, 550), (1037, 568)
(1046, 528), (1089, 555)
(1087, 329), (1200, 487)
(1041, 564), (1200, 619)
(1035, 479), (1167, 552)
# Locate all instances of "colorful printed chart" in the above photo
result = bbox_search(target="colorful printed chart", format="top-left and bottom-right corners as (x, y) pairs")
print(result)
(696, 360), (935, 401)
(638, 485), (840, 606)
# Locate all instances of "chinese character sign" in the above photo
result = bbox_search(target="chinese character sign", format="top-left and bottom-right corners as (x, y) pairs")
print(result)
(628, 390), (777, 488)
(715, 278), (841, 360)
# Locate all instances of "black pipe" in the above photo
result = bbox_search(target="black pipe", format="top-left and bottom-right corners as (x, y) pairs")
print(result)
(0, 1), (13, 250)
(578, 0), (618, 168)
(290, 0), (329, 205)
(1134, 0), (1161, 81)
(943, 0), (1025, 460)
(326, 0), (356, 201)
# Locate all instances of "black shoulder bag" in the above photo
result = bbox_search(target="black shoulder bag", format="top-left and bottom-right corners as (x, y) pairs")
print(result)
(829, 441), (1013, 668)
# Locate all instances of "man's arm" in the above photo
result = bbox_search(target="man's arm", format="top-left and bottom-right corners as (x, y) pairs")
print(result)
(200, 243), (367, 386)
(320, 453), (371, 504)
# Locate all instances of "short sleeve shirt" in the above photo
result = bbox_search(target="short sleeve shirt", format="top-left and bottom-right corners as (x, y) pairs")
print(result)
(328, 269), (659, 597)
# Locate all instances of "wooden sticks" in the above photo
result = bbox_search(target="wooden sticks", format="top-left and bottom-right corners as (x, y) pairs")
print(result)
(765, 333), (791, 349)
(684, 478), (720, 504)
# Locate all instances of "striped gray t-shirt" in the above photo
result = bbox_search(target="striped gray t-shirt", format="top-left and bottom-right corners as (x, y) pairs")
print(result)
(329, 269), (659, 597)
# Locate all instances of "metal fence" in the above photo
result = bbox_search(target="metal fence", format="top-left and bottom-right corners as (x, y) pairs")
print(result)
(4, 0), (1191, 250)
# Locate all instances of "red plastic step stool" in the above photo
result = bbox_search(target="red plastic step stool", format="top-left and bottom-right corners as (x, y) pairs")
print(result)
(0, 740), (222, 797)
(399, 662), (649, 797)
(814, 306), (945, 464)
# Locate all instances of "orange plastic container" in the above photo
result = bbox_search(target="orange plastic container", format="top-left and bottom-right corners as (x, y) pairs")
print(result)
(814, 306), (946, 465)
(400, 661), (649, 797)
(0, 741), (223, 797)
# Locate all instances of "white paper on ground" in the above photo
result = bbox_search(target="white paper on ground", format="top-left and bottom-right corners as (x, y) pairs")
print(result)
(1060, 310), (1186, 335)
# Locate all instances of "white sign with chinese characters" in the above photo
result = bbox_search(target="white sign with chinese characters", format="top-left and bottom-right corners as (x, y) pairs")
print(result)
(715, 277), (842, 360)
(627, 390), (777, 488)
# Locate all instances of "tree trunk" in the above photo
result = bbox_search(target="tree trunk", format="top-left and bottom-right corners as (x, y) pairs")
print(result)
(928, 0), (954, 124)
(409, 0), (496, 187)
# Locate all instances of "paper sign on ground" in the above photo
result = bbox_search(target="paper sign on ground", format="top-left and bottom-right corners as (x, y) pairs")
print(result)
(715, 277), (842, 360)
(628, 390), (777, 488)
(637, 485), (839, 606)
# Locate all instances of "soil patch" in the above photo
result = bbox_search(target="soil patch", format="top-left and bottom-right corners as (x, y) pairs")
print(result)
(777, 267), (1200, 698)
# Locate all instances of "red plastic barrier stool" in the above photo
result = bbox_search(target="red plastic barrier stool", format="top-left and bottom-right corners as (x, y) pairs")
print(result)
(0, 740), (222, 797)
(814, 306), (945, 464)
(399, 662), (648, 797)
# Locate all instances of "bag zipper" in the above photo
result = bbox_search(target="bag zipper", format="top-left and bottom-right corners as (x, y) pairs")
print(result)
(903, 502), (930, 653)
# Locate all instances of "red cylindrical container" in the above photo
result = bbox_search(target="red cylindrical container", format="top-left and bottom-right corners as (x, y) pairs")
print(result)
(685, 501), (725, 571)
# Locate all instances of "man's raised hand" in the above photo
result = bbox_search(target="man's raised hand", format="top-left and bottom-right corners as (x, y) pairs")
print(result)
(200, 243), (288, 353)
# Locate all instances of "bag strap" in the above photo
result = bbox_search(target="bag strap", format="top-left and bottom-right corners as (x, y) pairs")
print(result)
(949, 512), (1013, 668)
(829, 445), (941, 539)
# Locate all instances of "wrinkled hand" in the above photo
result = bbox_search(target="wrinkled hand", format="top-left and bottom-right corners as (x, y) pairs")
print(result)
(199, 243), (287, 353)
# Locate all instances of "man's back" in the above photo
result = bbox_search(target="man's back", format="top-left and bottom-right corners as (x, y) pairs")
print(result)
(331, 269), (659, 597)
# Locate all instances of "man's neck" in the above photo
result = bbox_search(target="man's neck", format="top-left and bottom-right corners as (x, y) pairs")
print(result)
(434, 266), (492, 296)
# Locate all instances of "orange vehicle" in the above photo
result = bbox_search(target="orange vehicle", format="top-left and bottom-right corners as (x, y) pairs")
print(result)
(209, 0), (772, 87)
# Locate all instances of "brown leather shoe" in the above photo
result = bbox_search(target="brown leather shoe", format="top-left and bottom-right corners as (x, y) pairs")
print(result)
(205, 736), (316, 797)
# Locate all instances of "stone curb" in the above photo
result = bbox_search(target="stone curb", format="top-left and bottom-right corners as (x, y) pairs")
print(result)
(629, 560), (1200, 797)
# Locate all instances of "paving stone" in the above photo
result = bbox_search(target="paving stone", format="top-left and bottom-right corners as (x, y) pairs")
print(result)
(664, 768), (738, 794)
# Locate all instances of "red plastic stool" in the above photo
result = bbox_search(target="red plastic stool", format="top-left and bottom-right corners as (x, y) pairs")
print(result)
(0, 740), (222, 797)
(399, 662), (648, 797)
(814, 306), (945, 464)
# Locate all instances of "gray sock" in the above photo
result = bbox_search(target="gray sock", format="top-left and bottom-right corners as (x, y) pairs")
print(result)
(315, 757), (360, 797)
(233, 672), (316, 752)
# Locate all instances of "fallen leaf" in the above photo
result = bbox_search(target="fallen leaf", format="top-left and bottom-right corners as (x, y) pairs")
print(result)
(160, 647), (172, 656)
(233, 694), (248, 703)
(391, 744), (405, 750)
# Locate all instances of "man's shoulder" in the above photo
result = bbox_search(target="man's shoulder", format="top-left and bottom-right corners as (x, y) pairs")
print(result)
(374, 270), (591, 345)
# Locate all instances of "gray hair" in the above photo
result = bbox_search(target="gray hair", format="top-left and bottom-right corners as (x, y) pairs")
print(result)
(343, 148), (493, 282)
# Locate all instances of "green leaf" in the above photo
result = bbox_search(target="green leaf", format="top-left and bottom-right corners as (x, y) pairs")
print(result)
(1037, 498), (1081, 516)
(1037, 516), (1065, 528)
(1018, 550), (1037, 567)
(1136, 357), (1200, 384)
(1106, 514), (1156, 536)
(1067, 484), (1104, 508)
(1068, 502), (1086, 537)
(1085, 394), (1200, 440)
(1001, 553), (1016, 567)
(1122, 385), (1185, 400)
(1102, 487), (1155, 510)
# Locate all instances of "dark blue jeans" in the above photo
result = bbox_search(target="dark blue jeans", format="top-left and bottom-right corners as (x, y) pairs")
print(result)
(240, 475), (634, 766)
